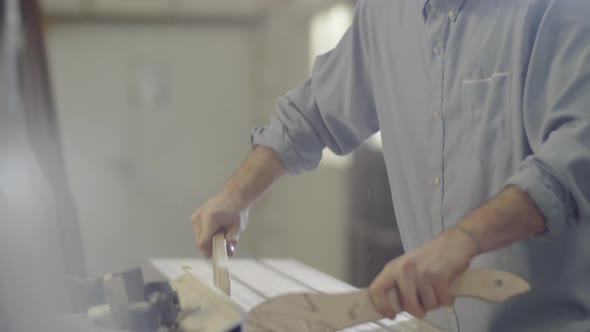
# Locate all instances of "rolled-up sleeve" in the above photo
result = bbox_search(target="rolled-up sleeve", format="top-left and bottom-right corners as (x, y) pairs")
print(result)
(505, 0), (590, 239)
(251, 1), (378, 174)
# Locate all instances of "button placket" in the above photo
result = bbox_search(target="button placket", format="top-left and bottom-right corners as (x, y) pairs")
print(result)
(426, 11), (445, 238)
(425, 4), (460, 331)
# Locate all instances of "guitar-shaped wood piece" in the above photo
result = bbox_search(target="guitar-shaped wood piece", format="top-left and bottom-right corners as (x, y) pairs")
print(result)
(244, 268), (530, 332)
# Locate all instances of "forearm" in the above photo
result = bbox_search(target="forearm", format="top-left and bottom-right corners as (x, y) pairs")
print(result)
(222, 146), (287, 206)
(457, 185), (546, 255)
(370, 185), (547, 318)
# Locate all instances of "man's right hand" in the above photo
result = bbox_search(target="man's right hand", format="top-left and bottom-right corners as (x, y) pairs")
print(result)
(191, 146), (287, 258)
(191, 191), (250, 257)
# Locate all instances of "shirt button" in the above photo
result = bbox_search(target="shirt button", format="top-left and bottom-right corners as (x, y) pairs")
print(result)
(432, 46), (441, 55)
(432, 110), (440, 119)
(434, 176), (441, 186)
(448, 307), (455, 315)
(448, 10), (456, 19)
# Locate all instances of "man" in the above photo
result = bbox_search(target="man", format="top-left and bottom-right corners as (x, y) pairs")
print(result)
(192, 0), (590, 330)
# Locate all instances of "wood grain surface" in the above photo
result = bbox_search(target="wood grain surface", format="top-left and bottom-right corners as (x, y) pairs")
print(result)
(170, 272), (242, 332)
(212, 232), (231, 296)
(243, 269), (530, 332)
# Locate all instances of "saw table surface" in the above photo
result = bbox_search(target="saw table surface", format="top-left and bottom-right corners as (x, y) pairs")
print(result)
(151, 258), (441, 332)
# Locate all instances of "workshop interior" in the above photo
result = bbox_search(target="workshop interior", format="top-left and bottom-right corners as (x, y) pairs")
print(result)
(1, 0), (404, 330)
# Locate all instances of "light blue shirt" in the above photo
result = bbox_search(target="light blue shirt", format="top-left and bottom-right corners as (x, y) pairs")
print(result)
(251, 0), (590, 330)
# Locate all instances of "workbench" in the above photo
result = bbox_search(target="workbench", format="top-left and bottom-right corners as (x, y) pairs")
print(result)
(151, 258), (441, 332)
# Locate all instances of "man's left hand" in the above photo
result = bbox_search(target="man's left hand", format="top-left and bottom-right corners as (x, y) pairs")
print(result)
(369, 227), (480, 319)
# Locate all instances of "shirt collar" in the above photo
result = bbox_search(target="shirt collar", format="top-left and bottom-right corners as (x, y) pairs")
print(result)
(421, 0), (466, 22)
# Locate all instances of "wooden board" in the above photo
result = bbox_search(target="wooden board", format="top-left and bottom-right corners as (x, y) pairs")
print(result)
(212, 233), (231, 296)
(169, 272), (242, 332)
(242, 266), (529, 332)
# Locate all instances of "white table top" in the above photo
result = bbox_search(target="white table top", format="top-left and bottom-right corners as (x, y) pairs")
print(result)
(151, 258), (440, 332)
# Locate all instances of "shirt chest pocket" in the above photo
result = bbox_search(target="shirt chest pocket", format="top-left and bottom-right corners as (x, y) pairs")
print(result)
(462, 66), (513, 168)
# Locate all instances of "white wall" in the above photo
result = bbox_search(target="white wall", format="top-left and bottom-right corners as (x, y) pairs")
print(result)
(47, 22), (258, 279)
(248, 4), (353, 280)
(47, 4), (355, 282)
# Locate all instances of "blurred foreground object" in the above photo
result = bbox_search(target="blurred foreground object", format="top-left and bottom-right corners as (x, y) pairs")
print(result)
(0, 0), (84, 330)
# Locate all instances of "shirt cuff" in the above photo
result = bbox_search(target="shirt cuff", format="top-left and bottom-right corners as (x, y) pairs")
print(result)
(505, 157), (577, 240)
(250, 126), (307, 175)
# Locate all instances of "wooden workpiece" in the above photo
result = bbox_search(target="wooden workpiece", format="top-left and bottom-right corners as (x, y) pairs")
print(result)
(243, 268), (529, 332)
(170, 272), (242, 332)
(212, 233), (232, 297)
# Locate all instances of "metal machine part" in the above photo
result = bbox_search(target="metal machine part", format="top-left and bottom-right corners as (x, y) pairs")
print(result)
(72, 268), (180, 331)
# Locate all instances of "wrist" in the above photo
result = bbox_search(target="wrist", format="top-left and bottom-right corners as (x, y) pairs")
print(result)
(443, 225), (481, 259)
(220, 185), (251, 209)
(452, 224), (482, 258)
